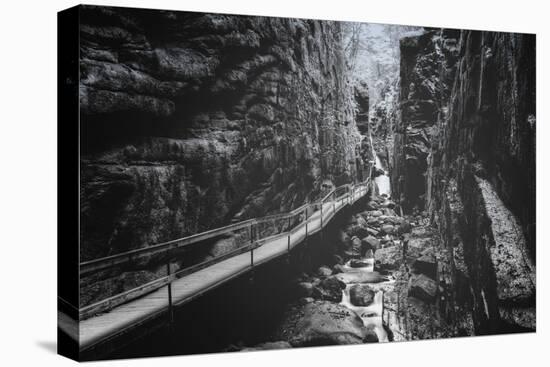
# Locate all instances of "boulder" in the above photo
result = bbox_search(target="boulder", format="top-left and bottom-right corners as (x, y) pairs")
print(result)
(338, 230), (351, 247)
(361, 235), (380, 251)
(335, 271), (388, 284)
(241, 341), (292, 351)
(364, 326), (379, 342)
(407, 237), (432, 258)
(298, 297), (315, 305)
(346, 225), (369, 239)
(349, 284), (375, 306)
(366, 201), (380, 210)
(287, 302), (372, 346)
(367, 227), (380, 236)
(317, 266), (333, 277)
(381, 224), (395, 234)
(255, 341), (292, 350)
(374, 245), (402, 270)
(371, 210), (383, 217)
(349, 259), (372, 268)
(412, 253), (437, 279)
(367, 217), (380, 226)
(332, 264), (346, 274)
(381, 200), (396, 209)
(356, 215), (368, 228)
(408, 274), (438, 302)
(312, 276), (346, 302)
(396, 219), (412, 234)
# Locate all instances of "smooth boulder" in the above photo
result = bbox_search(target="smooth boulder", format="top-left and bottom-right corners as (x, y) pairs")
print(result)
(349, 284), (375, 306)
(288, 302), (372, 346)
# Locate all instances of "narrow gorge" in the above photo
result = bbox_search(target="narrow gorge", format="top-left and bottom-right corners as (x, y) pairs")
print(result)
(71, 5), (536, 359)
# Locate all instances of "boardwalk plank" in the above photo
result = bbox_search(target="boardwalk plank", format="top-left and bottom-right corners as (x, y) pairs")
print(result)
(78, 188), (367, 352)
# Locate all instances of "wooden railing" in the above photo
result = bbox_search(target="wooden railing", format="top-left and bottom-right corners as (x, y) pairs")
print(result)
(78, 165), (373, 320)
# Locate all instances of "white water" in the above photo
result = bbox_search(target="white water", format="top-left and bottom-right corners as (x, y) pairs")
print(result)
(367, 134), (391, 197)
(338, 257), (394, 342)
(374, 155), (391, 197)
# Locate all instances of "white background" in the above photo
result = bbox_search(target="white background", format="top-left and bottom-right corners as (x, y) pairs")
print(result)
(0, 0), (547, 365)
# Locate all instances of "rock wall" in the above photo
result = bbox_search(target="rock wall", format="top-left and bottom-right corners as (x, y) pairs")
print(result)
(392, 29), (460, 211)
(428, 30), (536, 333)
(370, 82), (398, 170)
(79, 6), (369, 260)
(393, 29), (536, 333)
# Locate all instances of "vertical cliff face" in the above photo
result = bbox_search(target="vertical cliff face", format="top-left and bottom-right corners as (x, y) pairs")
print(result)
(428, 30), (536, 333)
(392, 29), (460, 211)
(79, 6), (368, 260)
(393, 29), (535, 334)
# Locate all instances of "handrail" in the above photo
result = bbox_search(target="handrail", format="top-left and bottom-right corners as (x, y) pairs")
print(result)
(78, 171), (373, 320)
(80, 218), (257, 276)
(80, 183), (359, 275)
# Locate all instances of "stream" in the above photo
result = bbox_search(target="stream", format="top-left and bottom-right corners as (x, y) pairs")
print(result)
(339, 257), (394, 342)
(374, 154), (391, 197)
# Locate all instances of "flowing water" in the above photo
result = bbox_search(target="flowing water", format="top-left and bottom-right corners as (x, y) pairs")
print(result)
(338, 257), (395, 342)
(374, 155), (391, 197)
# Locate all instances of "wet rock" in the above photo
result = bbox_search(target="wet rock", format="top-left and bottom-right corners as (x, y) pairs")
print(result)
(408, 274), (437, 303)
(396, 219), (412, 234)
(332, 254), (344, 265)
(254, 341), (292, 350)
(381, 200), (396, 209)
(349, 259), (371, 268)
(317, 266), (333, 277)
(355, 215), (368, 228)
(241, 341), (292, 351)
(346, 225), (369, 239)
(366, 201), (380, 210)
(286, 302), (370, 346)
(367, 227), (380, 236)
(364, 326), (379, 342)
(381, 224), (395, 234)
(350, 236), (363, 252)
(332, 264), (346, 274)
(371, 210), (383, 217)
(349, 284), (375, 306)
(338, 231), (351, 247)
(367, 217), (380, 226)
(335, 270), (388, 284)
(298, 297), (315, 305)
(406, 237), (431, 258)
(312, 276), (346, 302)
(361, 235), (380, 251)
(374, 245), (402, 270)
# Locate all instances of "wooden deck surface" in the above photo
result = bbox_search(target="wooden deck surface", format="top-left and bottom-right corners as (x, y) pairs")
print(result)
(72, 187), (367, 352)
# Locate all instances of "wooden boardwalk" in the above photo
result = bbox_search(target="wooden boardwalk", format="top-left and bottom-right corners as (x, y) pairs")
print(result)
(59, 181), (370, 355)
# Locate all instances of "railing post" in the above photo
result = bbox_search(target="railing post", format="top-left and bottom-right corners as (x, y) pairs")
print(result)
(320, 202), (323, 228)
(305, 207), (309, 237)
(250, 245), (254, 267)
(166, 263), (174, 326)
(287, 232), (291, 252)
(250, 223), (254, 245)
(288, 215), (291, 231)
